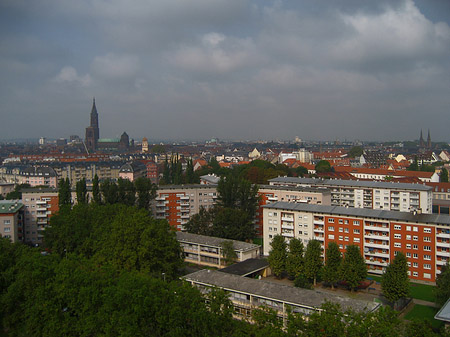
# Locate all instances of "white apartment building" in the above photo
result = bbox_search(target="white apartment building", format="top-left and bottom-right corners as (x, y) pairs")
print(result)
(269, 177), (433, 213)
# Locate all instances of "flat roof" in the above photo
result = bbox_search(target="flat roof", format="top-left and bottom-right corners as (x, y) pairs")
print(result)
(259, 184), (331, 195)
(176, 232), (260, 252)
(435, 298), (450, 323)
(0, 200), (24, 214)
(219, 258), (269, 276)
(263, 202), (450, 226)
(269, 177), (432, 192)
(183, 269), (380, 313)
(157, 184), (217, 190)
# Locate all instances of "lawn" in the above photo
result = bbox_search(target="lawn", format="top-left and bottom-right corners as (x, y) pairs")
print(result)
(367, 274), (436, 302)
(409, 283), (436, 302)
(404, 304), (443, 330)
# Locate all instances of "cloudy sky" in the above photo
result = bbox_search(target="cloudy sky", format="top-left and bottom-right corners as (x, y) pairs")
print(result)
(1, 0), (450, 142)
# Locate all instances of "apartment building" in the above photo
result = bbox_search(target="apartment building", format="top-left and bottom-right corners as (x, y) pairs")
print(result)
(0, 200), (24, 243)
(183, 269), (379, 323)
(255, 185), (332, 237)
(263, 202), (450, 282)
(269, 177), (433, 214)
(0, 183), (15, 197)
(118, 161), (147, 181)
(176, 232), (260, 268)
(153, 185), (218, 230)
(22, 188), (59, 245)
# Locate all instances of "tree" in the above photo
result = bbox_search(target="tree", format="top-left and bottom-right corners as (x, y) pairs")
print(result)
(117, 178), (136, 206)
(100, 179), (119, 205)
(295, 166), (308, 177)
(304, 240), (323, 286)
(221, 240), (238, 266)
(213, 207), (255, 242)
(322, 241), (342, 289)
(134, 177), (155, 210)
(441, 168), (449, 183)
(340, 245), (367, 291)
(5, 183), (30, 200)
(286, 238), (304, 280)
(58, 177), (72, 209)
(75, 178), (88, 204)
(348, 146), (364, 158)
(435, 261), (450, 306)
(92, 174), (101, 204)
(267, 235), (287, 278)
(381, 252), (410, 307)
(184, 206), (215, 236)
(315, 160), (332, 173)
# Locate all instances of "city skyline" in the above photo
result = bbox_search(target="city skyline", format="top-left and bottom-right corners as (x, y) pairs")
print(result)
(1, 0), (450, 141)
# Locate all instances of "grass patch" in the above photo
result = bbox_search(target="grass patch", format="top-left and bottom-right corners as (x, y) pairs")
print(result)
(367, 274), (436, 302)
(404, 304), (443, 330)
(409, 283), (436, 302)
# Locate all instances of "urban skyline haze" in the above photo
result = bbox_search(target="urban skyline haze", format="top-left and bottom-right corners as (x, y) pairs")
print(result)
(1, 0), (450, 142)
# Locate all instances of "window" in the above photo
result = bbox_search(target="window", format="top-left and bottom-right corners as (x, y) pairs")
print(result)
(413, 262), (418, 268)
(394, 225), (401, 230)
(424, 246), (431, 251)
(354, 220), (360, 225)
(413, 253), (418, 258)
(394, 234), (401, 239)
(406, 252), (411, 258)
(3, 227), (11, 233)
(424, 264), (431, 270)
(406, 226), (411, 231)
(269, 234), (273, 239)
(328, 218), (334, 223)
(406, 244), (411, 249)
(394, 242), (401, 248)
(339, 219), (343, 224)
(424, 273), (431, 279)
(339, 227), (343, 232)
(344, 236), (349, 241)
(407, 262), (411, 267)
(424, 228), (432, 233)
(413, 226), (418, 232)
(344, 220), (349, 224)
(344, 228), (349, 233)
(424, 237), (431, 242)
(274, 212), (277, 216)
(268, 212), (273, 217)
(328, 234), (335, 240)
(413, 236), (418, 241)
(413, 245), (418, 250)
(413, 272), (418, 277)
(354, 238), (360, 243)
(424, 255), (431, 260)
(328, 226), (335, 231)
(406, 235), (411, 240)
(3, 220), (11, 225)
(269, 227), (273, 231)
(339, 236), (343, 241)
(353, 229), (360, 234)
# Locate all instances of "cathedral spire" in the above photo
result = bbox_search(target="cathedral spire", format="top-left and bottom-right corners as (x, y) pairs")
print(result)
(427, 129), (431, 149)
(419, 129), (425, 148)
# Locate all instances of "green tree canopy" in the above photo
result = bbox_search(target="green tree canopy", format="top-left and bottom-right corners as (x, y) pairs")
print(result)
(58, 177), (72, 209)
(92, 174), (101, 204)
(322, 241), (342, 289)
(435, 261), (450, 306)
(381, 252), (410, 305)
(441, 168), (449, 183)
(303, 240), (323, 286)
(340, 245), (367, 291)
(75, 178), (88, 204)
(286, 238), (304, 280)
(315, 160), (332, 173)
(348, 146), (364, 158)
(267, 234), (287, 278)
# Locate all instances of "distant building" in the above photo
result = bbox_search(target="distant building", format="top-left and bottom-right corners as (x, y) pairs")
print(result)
(0, 200), (24, 243)
(85, 98), (99, 152)
(22, 188), (59, 245)
(0, 183), (15, 197)
(119, 161), (147, 181)
(142, 137), (149, 153)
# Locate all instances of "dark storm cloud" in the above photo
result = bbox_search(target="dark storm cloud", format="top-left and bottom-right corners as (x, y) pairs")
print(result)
(0, 0), (449, 141)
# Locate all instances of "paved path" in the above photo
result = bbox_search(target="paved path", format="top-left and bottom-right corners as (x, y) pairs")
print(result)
(412, 299), (440, 308)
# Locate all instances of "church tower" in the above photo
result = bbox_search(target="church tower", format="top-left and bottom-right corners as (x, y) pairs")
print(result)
(419, 129), (425, 148)
(427, 129), (431, 149)
(85, 98), (100, 152)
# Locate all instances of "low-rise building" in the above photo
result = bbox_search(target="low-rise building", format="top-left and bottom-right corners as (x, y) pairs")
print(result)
(0, 183), (15, 197)
(176, 232), (261, 268)
(183, 269), (379, 323)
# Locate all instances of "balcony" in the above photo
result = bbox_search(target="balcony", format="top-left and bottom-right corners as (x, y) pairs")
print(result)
(155, 197), (166, 201)
(364, 224), (389, 232)
(365, 259), (388, 267)
(314, 235), (324, 241)
(437, 260), (448, 266)
(180, 195), (189, 200)
(437, 232), (450, 239)
(365, 242), (390, 249)
(36, 213), (47, 218)
(282, 223), (294, 230)
(36, 200), (47, 205)
(437, 241), (449, 248)
(268, 196), (278, 201)
(436, 251), (450, 257)
(364, 232), (389, 240)
(36, 207), (47, 212)
(281, 217), (294, 222)
(281, 232), (294, 238)
(314, 227), (324, 233)
(313, 220), (325, 225)
(181, 202), (190, 207)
